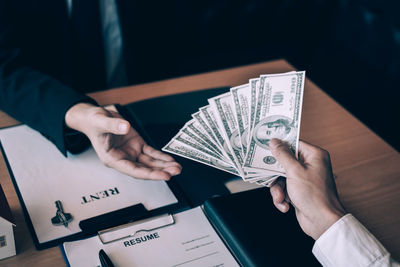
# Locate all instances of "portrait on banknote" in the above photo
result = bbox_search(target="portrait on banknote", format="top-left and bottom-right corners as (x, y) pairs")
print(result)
(252, 115), (296, 149)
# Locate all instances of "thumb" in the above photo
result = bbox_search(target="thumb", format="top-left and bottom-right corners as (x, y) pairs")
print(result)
(95, 115), (130, 135)
(270, 139), (301, 173)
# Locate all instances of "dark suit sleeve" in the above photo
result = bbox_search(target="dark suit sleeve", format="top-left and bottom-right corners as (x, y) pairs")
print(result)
(0, 4), (96, 156)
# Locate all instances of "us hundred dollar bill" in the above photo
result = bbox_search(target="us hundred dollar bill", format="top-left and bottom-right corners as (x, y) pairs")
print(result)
(247, 78), (260, 148)
(248, 72), (295, 148)
(181, 120), (224, 157)
(191, 111), (220, 147)
(244, 71), (305, 173)
(172, 131), (225, 162)
(200, 105), (238, 170)
(208, 93), (244, 168)
(199, 106), (225, 148)
(231, 83), (251, 156)
(162, 139), (239, 175)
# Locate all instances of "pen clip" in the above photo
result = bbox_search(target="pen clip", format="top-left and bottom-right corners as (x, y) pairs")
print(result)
(97, 213), (175, 245)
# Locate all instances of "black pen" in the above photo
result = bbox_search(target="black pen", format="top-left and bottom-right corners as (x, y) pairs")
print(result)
(99, 249), (115, 267)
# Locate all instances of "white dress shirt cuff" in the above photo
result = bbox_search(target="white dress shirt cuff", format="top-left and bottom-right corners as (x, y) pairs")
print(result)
(312, 214), (392, 267)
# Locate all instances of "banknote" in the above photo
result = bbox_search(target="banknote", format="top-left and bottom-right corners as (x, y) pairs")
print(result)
(231, 83), (251, 156)
(163, 71), (305, 188)
(163, 139), (239, 175)
(247, 78), (260, 148)
(199, 106), (225, 149)
(192, 111), (220, 147)
(243, 168), (281, 183)
(207, 92), (273, 180)
(173, 131), (223, 160)
(208, 93), (243, 166)
(199, 105), (239, 172)
(247, 72), (295, 149)
(181, 120), (224, 157)
(244, 71), (305, 172)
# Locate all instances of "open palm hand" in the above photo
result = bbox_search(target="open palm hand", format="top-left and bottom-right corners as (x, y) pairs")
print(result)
(66, 104), (182, 180)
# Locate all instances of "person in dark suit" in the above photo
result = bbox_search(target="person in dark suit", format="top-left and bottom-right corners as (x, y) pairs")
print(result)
(0, 0), (181, 180)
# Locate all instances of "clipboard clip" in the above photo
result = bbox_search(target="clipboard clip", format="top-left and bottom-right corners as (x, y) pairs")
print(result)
(97, 213), (175, 245)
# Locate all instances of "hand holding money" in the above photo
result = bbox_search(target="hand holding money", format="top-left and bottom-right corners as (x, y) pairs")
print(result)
(163, 71), (305, 187)
(269, 139), (346, 240)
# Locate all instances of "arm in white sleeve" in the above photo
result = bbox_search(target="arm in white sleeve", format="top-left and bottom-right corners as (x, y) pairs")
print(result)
(312, 214), (399, 267)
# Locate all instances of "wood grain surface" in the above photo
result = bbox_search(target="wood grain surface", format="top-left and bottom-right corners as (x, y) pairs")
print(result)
(0, 59), (399, 266)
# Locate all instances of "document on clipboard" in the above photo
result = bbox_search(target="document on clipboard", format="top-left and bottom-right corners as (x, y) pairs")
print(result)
(63, 207), (239, 267)
(0, 125), (179, 247)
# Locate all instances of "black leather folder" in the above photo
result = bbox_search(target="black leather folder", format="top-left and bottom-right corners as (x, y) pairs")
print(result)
(203, 188), (320, 267)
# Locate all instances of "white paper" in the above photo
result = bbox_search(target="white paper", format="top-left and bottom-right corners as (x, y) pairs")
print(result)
(64, 207), (239, 267)
(0, 125), (177, 243)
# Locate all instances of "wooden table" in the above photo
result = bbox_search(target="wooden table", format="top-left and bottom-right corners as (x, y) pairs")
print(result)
(1, 59), (399, 266)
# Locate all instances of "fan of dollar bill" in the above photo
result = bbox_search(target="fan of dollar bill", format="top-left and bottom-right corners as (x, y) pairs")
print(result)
(163, 71), (305, 187)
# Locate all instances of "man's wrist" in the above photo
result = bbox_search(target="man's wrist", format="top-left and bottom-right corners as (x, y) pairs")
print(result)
(312, 207), (346, 240)
(65, 102), (99, 134)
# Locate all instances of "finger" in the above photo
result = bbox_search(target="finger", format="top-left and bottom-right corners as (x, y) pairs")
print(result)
(110, 159), (172, 180)
(103, 105), (118, 113)
(298, 140), (320, 157)
(163, 165), (182, 176)
(138, 154), (180, 168)
(297, 140), (330, 165)
(270, 139), (302, 173)
(116, 144), (182, 176)
(278, 201), (290, 213)
(143, 145), (176, 162)
(95, 114), (131, 135)
(270, 184), (290, 213)
(138, 154), (182, 175)
(269, 178), (290, 213)
(270, 180), (286, 204)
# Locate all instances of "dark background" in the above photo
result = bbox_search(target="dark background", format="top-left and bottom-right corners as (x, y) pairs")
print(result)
(3, 0), (399, 151)
(131, 0), (400, 151)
